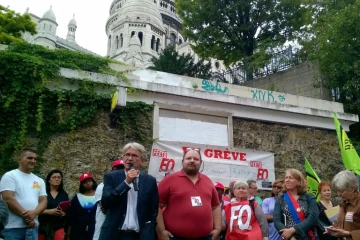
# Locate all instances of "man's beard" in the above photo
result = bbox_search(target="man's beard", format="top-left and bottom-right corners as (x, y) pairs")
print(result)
(183, 165), (199, 176)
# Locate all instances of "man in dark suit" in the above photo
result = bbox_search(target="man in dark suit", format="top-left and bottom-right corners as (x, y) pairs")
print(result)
(99, 142), (158, 240)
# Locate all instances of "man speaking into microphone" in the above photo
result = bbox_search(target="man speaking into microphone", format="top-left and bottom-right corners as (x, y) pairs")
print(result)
(99, 142), (158, 240)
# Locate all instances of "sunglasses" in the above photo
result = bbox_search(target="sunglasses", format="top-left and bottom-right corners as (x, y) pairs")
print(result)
(185, 147), (200, 152)
(272, 185), (282, 189)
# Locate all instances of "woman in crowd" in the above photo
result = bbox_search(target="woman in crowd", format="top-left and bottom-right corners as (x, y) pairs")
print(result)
(262, 179), (284, 240)
(223, 180), (236, 202)
(67, 173), (97, 240)
(326, 170), (360, 239)
(39, 169), (69, 240)
(317, 182), (337, 240)
(223, 180), (268, 240)
(274, 169), (319, 240)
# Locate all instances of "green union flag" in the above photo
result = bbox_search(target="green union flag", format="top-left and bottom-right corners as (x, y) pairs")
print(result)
(305, 158), (321, 201)
(333, 113), (360, 175)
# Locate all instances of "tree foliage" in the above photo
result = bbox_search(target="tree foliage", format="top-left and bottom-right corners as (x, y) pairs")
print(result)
(176, 0), (309, 66)
(0, 5), (37, 44)
(150, 45), (212, 79)
(0, 42), (117, 173)
(303, 0), (360, 138)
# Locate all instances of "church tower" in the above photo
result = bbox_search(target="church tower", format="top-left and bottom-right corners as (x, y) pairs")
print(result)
(66, 15), (77, 42)
(105, 0), (167, 68)
(34, 7), (58, 49)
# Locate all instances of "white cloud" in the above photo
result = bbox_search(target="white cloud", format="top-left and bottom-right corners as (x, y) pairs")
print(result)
(1, 0), (112, 56)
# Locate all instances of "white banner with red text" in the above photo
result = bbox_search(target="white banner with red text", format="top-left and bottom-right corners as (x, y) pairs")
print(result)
(148, 141), (275, 190)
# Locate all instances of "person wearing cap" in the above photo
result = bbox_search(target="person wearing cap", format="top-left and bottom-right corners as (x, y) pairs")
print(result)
(67, 173), (98, 240)
(93, 160), (124, 240)
(157, 148), (221, 240)
(214, 182), (229, 240)
(214, 182), (229, 210)
(99, 142), (158, 240)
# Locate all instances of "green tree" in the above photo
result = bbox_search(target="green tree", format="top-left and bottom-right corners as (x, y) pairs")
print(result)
(176, 0), (309, 66)
(0, 5), (37, 44)
(150, 45), (212, 79)
(304, 0), (360, 138)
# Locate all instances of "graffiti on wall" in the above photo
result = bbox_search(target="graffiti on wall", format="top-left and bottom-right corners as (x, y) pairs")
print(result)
(251, 89), (286, 103)
(201, 79), (229, 94)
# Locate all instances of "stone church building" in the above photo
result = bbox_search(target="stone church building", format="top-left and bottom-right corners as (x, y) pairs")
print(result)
(24, 0), (226, 73)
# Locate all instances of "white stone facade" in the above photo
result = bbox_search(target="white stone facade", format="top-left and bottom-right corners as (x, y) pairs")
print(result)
(24, 7), (97, 55)
(105, 0), (226, 71)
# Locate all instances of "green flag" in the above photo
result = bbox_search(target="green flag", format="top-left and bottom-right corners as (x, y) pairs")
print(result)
(305, 157), (321, 201)
(333, 113), (360, 175)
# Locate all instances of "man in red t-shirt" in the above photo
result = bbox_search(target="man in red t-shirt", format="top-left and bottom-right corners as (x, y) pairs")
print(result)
(157, 148), (221, 240)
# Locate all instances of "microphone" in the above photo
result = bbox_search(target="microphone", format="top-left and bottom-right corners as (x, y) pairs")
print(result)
(129, 163), (139, 191)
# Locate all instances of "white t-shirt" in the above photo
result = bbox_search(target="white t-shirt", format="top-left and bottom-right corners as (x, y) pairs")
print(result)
(93, 183), (105, 240)
(0, 169), (47, 228)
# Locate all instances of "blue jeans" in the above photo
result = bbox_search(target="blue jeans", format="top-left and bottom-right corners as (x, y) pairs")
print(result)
(2, 227), (38, 240)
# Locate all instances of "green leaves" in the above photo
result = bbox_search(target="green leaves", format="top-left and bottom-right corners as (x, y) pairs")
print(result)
(176, 0), (309, 66)
(150, 45), (212, 79)
(0, 5), (37, 44)
(304, 0), (360, 141)
(0, 42), (116, 174)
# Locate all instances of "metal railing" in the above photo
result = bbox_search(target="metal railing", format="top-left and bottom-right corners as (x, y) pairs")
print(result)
(210, 46), (302, 84)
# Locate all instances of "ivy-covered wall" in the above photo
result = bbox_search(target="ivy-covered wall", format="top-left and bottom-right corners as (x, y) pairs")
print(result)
(0, 42), (137, 176)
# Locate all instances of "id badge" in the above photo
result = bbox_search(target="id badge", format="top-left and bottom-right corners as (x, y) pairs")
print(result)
(345, 212), (354, 222)
(191, 196), (202, 206)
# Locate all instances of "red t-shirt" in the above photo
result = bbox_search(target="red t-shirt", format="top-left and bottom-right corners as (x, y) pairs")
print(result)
(225, 200), (263, 240)
(158, 170), (220, 238)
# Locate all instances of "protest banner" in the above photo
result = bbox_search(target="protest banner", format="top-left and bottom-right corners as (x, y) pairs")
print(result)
(148, 140), (275, 190)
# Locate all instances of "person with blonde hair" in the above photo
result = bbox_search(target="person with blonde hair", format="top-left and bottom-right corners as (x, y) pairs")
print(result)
(325, 170), (360, 239)
(273, 169), (319, 240)
(223, 180), (268, 240)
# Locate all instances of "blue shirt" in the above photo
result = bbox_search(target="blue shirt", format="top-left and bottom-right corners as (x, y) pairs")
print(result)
(262, 197), (281, 240)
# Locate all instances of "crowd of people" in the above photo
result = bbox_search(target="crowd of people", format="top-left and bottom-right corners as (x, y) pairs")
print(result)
(0, 143), (359, 240)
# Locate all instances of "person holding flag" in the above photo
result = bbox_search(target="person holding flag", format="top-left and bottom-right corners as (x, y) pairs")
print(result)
(273, 169), (319, 240)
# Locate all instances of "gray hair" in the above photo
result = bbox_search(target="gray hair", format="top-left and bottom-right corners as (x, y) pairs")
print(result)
(332, 170), (358, 191)
(122, 142), (147, 160)
(233, 180), (248, 190)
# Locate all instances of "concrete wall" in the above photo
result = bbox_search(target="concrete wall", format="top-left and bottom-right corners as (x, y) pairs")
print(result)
(243, 62), (332, 101)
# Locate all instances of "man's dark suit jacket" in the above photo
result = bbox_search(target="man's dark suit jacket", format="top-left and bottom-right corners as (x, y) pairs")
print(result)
(98, 169), (158, 240)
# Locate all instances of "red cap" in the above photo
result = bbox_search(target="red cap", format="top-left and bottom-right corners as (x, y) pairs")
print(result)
(112, 159), (124, 168)
(214, 182), (225, 190)
(79, 173), (93, 182)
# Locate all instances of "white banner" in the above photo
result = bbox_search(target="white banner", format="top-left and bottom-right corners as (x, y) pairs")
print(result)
(148, 141), (275, 190)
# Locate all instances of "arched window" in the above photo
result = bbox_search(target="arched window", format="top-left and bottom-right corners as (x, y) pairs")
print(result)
(116, 36), (119, 49)
(151, 35), (155, 50)
(131, 31), (135, 37)
(170, 33), (176, 46)
(179, 38), (182, 45)
(138, 32), (143, 46)
(156, 38), (160, 52)
(43, 24), (46, 30)
(120, 34), (123, 48)
(215, 61), (220, 69)
(108, 35), (112, 49)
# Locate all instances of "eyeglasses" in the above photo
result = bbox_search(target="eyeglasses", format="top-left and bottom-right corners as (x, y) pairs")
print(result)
(26, 157), (37, 160)
(273, 185), (282, 189)
(123, 153), (140, 159)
